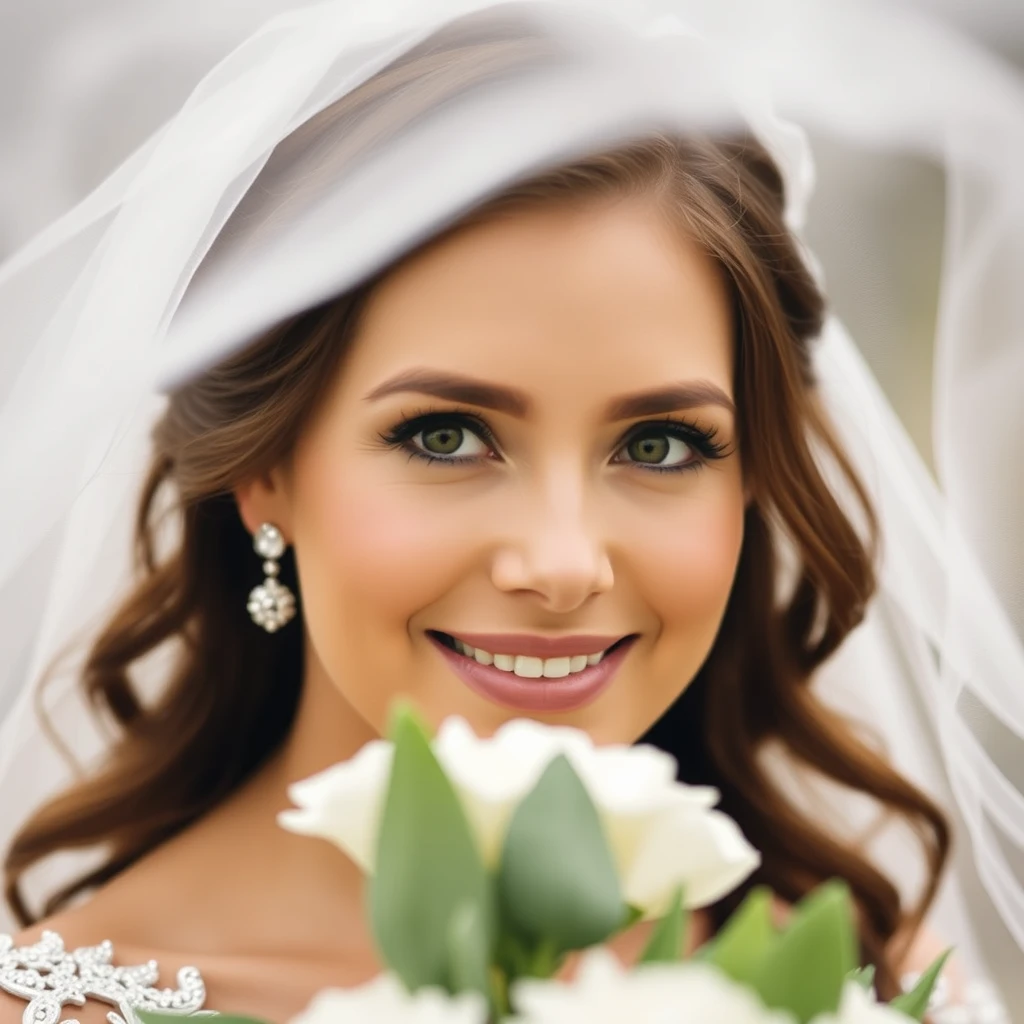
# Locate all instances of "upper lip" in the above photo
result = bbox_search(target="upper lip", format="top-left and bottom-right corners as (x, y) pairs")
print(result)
(437, 632), (631, 658)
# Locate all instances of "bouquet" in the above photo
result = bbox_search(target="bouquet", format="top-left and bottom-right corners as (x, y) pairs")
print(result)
(142, 706), (947, 1023)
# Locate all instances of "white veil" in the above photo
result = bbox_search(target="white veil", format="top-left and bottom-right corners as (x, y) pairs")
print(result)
(0, 0), (1022, 1011)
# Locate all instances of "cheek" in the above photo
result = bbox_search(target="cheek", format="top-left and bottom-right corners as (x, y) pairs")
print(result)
(292, 468), (467, 635)
(636, 489), (745, 632)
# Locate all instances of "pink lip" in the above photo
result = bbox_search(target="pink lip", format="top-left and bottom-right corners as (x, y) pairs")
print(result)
(429, 633), (637, 713)
(445, 632), (625, 658)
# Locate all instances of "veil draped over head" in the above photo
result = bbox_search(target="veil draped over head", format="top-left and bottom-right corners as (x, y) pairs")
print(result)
(0, 0), (1022, 1008)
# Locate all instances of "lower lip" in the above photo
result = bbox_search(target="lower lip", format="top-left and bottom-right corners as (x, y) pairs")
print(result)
(428, 633), (637, 713)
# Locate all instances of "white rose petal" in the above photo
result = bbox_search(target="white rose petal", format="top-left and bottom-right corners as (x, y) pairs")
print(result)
(278, 739), (393, 872)
(622, 800), (762, 916)
(510, 948), (795, 1023)
(280, 716), (760, 916)
(291, 974), (487, 1024)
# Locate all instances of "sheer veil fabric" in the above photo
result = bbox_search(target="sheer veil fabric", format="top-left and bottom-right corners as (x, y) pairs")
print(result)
(0, 0), (1022, 1009)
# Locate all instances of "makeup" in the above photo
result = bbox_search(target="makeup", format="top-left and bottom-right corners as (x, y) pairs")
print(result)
(428, 631), (638, 712)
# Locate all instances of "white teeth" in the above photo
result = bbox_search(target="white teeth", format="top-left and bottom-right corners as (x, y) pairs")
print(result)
(513, 655), (544, 678)
(444, 635), (616, 678)
(542, 656), (572, 678)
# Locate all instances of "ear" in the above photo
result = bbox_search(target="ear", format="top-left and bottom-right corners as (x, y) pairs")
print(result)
(234, 467), (294, 542)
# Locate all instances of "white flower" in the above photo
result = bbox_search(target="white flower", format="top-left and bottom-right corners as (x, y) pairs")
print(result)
(509, 947), (795, 1023)
(810, 981), (913, 1023)
(509, 953), (912, 1024)
(289, 974), (488, 1024)
(280, 735), (393, 874)
(280, 716), (759, 916)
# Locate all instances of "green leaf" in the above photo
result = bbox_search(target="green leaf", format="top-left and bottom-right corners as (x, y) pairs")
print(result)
(847, 964), (876, 992)
(447, 901), (492, 997)
(697, 887), (775, 983)
(890, 949), (953, 1020)
(638, 886), (688, 964)
(370, 704), (493, 994)
(749, 881), (857, 1023)
(622, 904), (645, 930)
(497, 754), (625, 954)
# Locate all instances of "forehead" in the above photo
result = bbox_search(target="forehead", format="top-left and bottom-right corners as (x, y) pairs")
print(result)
(343, 197), (734, 403)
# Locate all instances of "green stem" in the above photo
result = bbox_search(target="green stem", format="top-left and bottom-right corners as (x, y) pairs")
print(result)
(489, 965), (511, 1021)
(527, 938), (562, 979)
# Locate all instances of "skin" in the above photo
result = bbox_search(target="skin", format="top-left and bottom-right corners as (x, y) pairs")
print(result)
(246, 194), (745, 750)
(1, 197), (954, 1023)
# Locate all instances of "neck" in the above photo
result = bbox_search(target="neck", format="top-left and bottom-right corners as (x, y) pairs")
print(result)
(90, 638), (381, 966)
(269, 642), (380, 788)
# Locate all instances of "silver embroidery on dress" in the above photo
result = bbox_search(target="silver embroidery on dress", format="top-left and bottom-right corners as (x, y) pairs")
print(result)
(0, 932), (206, 1024)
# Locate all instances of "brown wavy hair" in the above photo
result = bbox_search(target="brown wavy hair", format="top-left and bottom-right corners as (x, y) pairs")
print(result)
(4, 24), (948, 1002)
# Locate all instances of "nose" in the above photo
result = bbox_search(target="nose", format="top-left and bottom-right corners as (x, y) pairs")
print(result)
(490, 465), (614, 613)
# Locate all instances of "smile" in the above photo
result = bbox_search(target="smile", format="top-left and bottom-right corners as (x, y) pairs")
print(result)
(427, 630), (638, 712)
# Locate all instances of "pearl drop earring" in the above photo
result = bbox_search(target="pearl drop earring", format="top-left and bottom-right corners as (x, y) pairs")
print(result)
(247, 523), (296, 633)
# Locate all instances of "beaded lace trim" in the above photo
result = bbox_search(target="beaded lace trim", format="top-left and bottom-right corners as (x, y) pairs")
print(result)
(0, 932), (206, 1024)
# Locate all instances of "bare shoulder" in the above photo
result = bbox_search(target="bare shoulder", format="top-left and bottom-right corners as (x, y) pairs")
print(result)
(0, 996), (22, 1024)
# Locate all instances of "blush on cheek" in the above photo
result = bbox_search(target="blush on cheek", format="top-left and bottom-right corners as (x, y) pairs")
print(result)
(290, 478), (474, 725)
(645, 502), (745, 625)
(306, 482), (470, 614)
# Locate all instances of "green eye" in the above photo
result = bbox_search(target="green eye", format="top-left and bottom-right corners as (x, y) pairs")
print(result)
(379, 411), (495, 465)
(421, 424), (464, 455)
(627, 435), (672, 464)
(618, 427), (708, 471)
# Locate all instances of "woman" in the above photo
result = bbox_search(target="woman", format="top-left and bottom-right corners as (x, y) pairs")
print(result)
(0, 2), (1020, 1021)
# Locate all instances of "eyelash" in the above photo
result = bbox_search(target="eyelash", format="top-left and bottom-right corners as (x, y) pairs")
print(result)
(376, 407), (729, 474)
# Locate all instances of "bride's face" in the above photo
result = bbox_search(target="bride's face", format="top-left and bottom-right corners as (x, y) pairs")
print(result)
(247, 197), (745, 743)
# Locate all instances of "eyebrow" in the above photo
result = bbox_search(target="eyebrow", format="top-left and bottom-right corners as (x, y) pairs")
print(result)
(364, 368), (735, 419)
